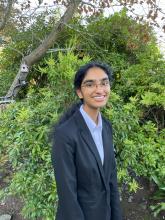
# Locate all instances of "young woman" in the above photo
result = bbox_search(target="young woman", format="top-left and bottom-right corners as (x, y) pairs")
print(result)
(51, 62), (122, 220)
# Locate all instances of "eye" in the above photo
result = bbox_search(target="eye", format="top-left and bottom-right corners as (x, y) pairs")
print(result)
(85, 82), (94, 88)
(101, 80), (109, 86)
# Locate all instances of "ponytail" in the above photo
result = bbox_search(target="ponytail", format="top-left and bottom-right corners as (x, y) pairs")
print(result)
(50, 101), (82, 143)
(56, 101), (82, 127)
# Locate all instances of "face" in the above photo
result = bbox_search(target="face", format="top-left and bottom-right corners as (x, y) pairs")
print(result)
(76, 67), (110, 112)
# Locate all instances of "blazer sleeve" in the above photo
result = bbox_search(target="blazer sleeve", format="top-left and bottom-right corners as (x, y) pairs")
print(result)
(108, 122), (123, 220)
(51, 128), (85, 220)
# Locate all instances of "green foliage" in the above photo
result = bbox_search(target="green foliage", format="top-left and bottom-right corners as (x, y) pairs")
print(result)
(151, 203), (165, 217)
(0, 88), (59, 219)
(0, 9), (165, 219)
(0, 9), (60, 96)
(104, 93), (165, 194)
(56, 9), (157, 74)
(0, 67), (17, 96)
(0, 52), (90, 219)
(150, 176), (165, 217)
(141, 83), (165, 107)
(113, 52), (165, 130)
(38, 51), (90, 109)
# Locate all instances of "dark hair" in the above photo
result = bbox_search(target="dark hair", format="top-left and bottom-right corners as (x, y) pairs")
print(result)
(55, 61), (113, 127)
(74, 61), (113, 90)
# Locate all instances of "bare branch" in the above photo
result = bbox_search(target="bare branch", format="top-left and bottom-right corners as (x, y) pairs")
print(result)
(3, 0), (165, 98)
(6, 0), (81, 98)
(23, 0), (81, 66)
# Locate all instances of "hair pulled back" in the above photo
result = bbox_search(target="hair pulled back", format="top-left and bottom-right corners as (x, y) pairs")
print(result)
(56, 61), (113, 127)
(74, 61), (113, 90)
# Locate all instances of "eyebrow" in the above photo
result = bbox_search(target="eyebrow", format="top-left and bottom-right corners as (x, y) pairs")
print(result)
(82, 77), (109, 84)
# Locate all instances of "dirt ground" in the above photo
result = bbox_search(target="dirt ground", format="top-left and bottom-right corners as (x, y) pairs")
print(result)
(0, 161), (164, 220)
(121, 177), (165, 220)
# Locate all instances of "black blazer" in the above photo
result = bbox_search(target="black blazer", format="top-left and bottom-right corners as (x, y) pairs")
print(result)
(51, 109), (122, 220)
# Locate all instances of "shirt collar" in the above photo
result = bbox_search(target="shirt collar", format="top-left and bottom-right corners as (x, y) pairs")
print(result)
(79, 105), (102, 132)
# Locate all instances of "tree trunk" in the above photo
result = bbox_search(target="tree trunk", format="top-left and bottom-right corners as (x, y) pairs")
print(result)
(6, 0), (81, 98)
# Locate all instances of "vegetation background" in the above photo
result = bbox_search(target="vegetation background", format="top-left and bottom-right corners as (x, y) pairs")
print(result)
(0, 0), (165, 219)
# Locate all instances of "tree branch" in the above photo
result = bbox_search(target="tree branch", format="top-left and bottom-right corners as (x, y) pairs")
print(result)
(23, 0), (81, 66)
(6, 0), (81, 98)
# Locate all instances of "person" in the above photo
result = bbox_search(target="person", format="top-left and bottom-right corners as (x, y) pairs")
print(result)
(51, 62), (122, 220)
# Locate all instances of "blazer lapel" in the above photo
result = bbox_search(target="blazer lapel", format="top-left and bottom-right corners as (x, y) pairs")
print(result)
(74, 110), (107, 188)
(102, 122), (111, 183)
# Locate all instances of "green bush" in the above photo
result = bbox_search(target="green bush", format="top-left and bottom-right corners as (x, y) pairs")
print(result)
(1, 51), (164, 219)
(0, 9), (165, 218)
(104, 94), (165, 191)
(0, 52), (90, 219)
(0, 88), (59, 219)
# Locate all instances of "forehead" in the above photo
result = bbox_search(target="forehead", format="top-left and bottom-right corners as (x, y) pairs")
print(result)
(83, 67), (108, 81)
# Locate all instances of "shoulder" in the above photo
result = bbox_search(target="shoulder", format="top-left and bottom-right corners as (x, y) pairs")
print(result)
(53, 111), (78, 141)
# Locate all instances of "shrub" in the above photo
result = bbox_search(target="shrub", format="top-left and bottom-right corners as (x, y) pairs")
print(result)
(0, 52), (90, 219)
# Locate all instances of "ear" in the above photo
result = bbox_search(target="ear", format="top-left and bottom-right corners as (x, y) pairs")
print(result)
(76, 89), (83, 99)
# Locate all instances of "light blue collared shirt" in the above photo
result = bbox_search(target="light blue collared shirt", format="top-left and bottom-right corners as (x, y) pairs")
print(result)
(79, 105), (104, 165)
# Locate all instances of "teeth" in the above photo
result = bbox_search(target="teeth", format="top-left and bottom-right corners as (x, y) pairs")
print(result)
(94, 96), (105, 99)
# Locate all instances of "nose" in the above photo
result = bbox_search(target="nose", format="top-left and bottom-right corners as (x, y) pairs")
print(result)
(94, 84), (104, 93)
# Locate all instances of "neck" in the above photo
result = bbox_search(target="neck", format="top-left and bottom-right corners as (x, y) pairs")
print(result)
(82, 105), (100, 124)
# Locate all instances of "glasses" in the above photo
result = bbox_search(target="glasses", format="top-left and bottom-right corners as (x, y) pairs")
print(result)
(81, 79), (110, 89)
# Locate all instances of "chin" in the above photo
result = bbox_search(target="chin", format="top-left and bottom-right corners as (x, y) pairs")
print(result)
(93, 102), (107, 109)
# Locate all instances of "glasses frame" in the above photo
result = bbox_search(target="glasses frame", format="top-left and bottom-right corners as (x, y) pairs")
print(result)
(81, 78), (110, 90)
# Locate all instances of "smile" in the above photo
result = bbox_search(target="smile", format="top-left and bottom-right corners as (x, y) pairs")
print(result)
(93, 95), (106, 101)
